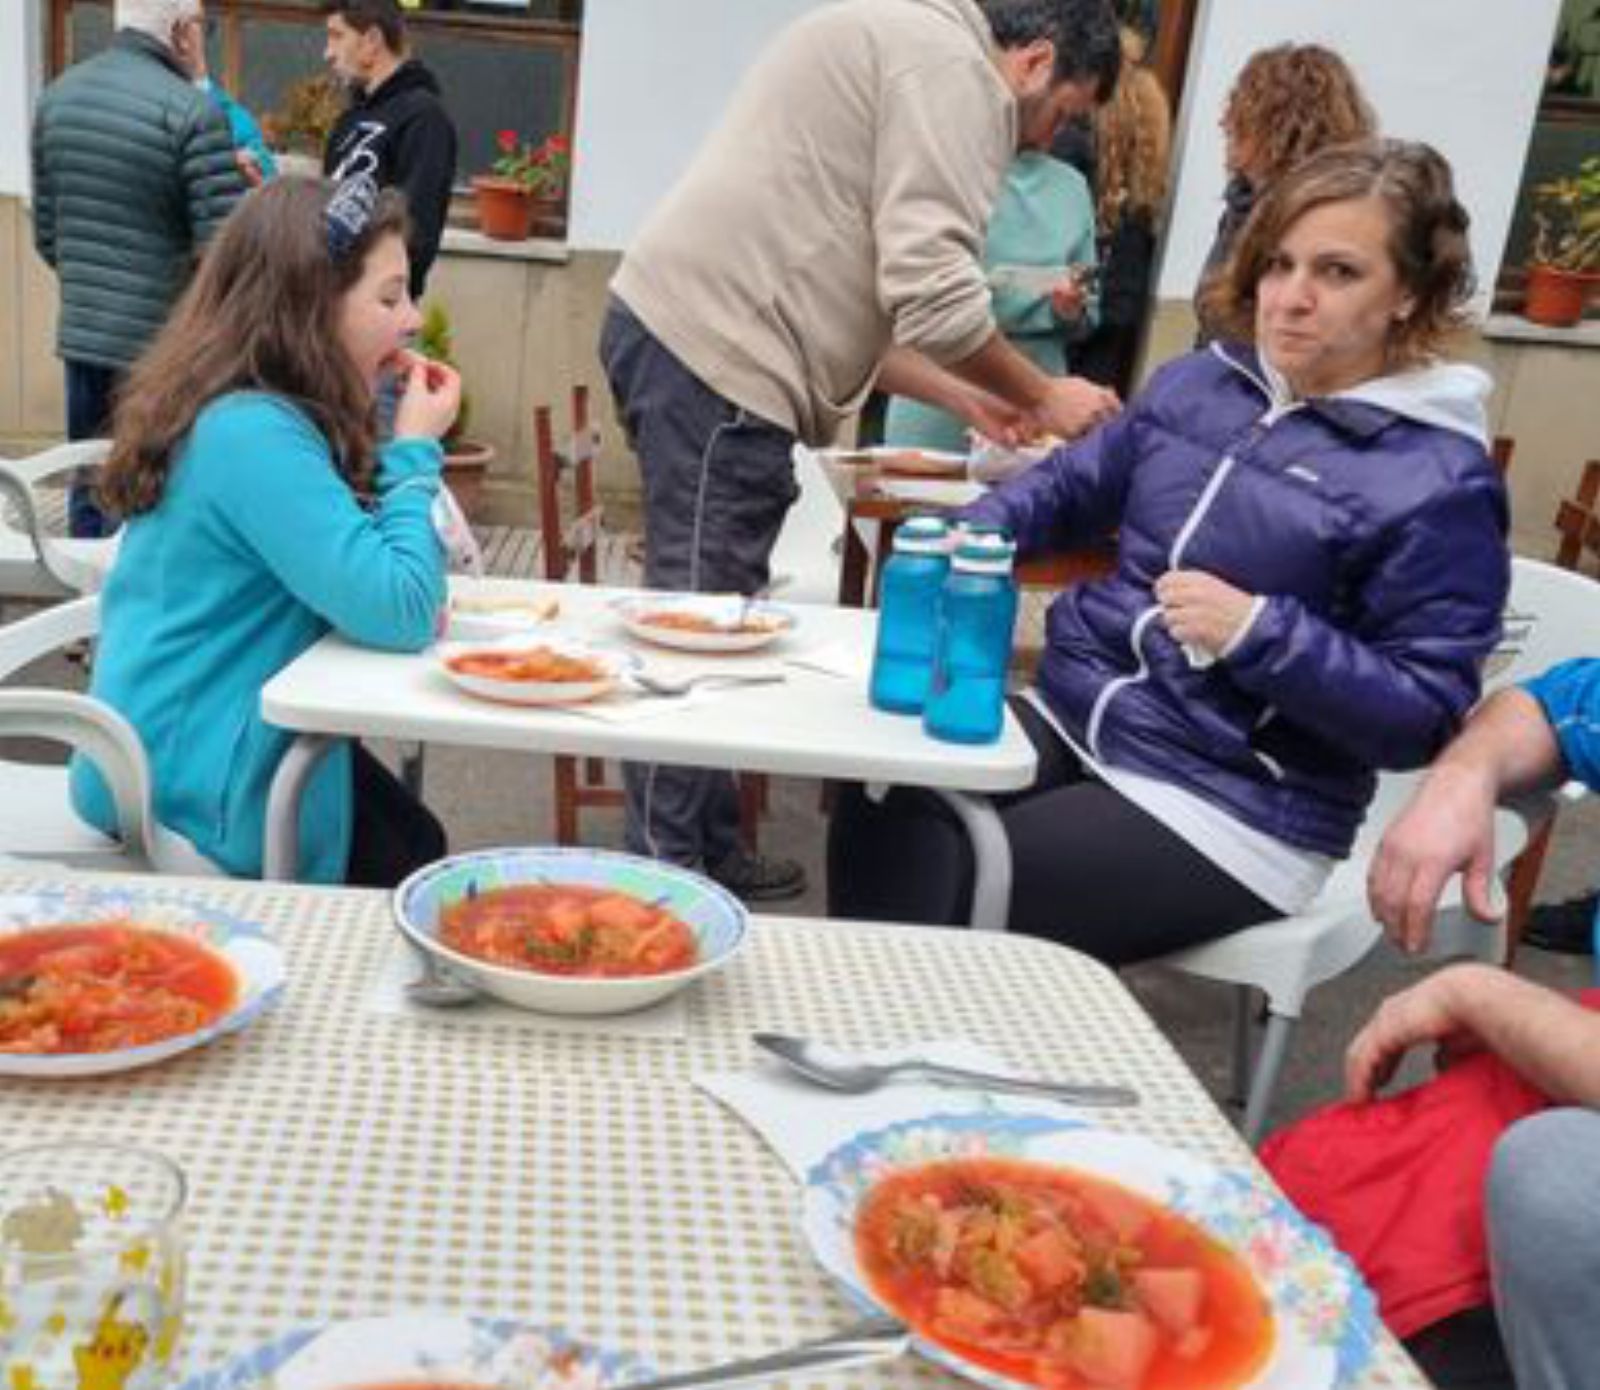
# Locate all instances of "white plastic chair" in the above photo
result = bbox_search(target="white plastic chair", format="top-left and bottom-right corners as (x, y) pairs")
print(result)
(1156, 556), (1600, 1144)
(0, 595), (220, 875)
(0, 440), (120, 602)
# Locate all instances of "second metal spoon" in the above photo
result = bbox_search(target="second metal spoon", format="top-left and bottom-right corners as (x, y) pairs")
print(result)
(754, 1032), (1140, 1107)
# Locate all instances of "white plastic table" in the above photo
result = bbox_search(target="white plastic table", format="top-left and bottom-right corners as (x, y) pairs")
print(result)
(260, 580), (1036, 923)
(0, 866), (1430, 1388)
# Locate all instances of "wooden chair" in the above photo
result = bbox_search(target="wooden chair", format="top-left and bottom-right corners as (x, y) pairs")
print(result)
(1553, 459), (1600, 573)
(534, 386), (624, 845)
(533, 387), (766, 848)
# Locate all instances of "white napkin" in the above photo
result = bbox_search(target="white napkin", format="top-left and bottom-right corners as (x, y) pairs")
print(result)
(367, 935), (689, 1039)
(696, 1039), (1082, 1181)
(783, 639), (871, 681)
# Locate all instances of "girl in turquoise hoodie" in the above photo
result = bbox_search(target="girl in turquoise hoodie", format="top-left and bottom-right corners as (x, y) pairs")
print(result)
(70, 176), (459, 885)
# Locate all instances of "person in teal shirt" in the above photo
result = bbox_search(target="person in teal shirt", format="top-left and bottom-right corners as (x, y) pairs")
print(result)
(884, 148), (1100, 452)
(70, 174), (460, 886)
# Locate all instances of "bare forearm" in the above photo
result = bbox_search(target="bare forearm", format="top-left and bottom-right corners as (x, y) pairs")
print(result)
(1435, 687), (1567, 799)
(878, 344), (983, 415)
(1443, 964), (1600, 1105)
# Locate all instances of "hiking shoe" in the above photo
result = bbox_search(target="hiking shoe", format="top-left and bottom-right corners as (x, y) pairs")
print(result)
(1524, 891), (1597, 955)
(707, 849), (807, 903)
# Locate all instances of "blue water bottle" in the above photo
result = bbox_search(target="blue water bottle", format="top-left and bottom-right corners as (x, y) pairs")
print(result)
(869, 516), (951, 714)
(923, 534), (1019, 744)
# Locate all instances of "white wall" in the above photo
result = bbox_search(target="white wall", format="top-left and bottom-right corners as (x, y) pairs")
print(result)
(567, 0), (821, 250)
(0, 0), (42, 198)
(1157, 0), (1563, 308)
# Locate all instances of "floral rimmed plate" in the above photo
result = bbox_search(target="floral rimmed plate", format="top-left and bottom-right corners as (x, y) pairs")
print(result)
(612, 595), (796, 654)
(438, 633), (638, 707)
(172, 1312), (654, 1390)
(801, 1111), (1378, 1390)
(0, 886), (286, 1079)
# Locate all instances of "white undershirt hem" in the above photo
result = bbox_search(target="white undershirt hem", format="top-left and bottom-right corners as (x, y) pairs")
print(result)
(1020, 690), (1334, 914)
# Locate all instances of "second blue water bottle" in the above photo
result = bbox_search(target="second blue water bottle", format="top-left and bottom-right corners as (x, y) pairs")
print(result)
(923, 533), (1019, 744)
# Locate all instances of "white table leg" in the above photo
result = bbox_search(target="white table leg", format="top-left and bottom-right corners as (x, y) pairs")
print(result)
(263, 733), (336, 882)
(929, 788), (1013, 931)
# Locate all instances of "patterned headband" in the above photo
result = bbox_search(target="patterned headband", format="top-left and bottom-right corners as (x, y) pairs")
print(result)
(324, 173), (380, 262)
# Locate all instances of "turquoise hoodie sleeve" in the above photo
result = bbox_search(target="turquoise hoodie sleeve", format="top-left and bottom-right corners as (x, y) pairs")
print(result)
(189, 396), (446, 651)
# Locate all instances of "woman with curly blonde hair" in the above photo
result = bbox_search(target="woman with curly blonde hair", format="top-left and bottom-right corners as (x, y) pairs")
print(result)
(1074, 26), (1172, 391)
(1195, 43), (1376, 341)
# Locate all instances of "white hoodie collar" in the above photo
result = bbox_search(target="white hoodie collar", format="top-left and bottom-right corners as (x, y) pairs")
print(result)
(1330, 361), (1492, 448)
(1218, 343), (1492, 447)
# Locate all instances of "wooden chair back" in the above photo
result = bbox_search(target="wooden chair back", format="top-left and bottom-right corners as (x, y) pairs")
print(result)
(535, 384), (605, 585)
(1554, 459), (1600, 574)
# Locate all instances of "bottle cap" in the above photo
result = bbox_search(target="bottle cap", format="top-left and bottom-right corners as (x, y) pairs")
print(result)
(893, 516), (951, 555)
(952, 534), (1016, 575)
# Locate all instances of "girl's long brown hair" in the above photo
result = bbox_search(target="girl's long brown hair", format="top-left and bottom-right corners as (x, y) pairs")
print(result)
(104, 176), (408, 517)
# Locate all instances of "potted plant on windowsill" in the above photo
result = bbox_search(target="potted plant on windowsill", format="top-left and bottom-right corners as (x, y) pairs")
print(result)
(1524, 156), (1600, 328)
(470, 130), (571, 242)
(414, 302), (494, 517)
(262, 74), (343, 179)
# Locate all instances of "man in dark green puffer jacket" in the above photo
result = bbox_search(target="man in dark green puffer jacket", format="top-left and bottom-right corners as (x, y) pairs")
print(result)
(31, 0), (247, 536)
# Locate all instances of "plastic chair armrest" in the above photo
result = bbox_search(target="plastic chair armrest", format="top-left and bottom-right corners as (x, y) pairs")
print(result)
(0, 687), (158, 867)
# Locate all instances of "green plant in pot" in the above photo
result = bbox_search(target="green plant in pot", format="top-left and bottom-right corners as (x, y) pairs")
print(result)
(471, 130), (572, 241)
(1524, 156), (1600, 328)
(263, 74), (343, 176)
(414, 302), (494, 517)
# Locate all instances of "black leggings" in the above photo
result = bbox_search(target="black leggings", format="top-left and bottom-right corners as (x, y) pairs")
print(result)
(827, 700), (1276, 965)
(345, 742), (447, 889)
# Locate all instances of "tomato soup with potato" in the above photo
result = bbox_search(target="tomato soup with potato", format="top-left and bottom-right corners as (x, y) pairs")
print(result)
(0, 923), (237, 1054)
(855, 1157), (1274, 1390)
(437, 885), (697, 978)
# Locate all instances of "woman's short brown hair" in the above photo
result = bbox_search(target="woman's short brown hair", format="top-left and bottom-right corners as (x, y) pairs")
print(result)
(104, 176), (408, 517)
(1224, 44), (1375, 189)
(1199, 138), (1476, 369)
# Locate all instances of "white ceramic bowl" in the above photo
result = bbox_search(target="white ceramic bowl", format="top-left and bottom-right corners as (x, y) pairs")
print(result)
(0, 888), (286, 1078)
(393, 846), (749, 1015)
(613, 594), (797, 653)
(445, 591), (561, 643)
(437, 632), (636, 706)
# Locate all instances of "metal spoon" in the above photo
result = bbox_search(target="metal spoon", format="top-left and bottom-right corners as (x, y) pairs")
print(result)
(620, 1314), (908, 1389)
(754, 1032), (1140, 1108)
(401, 942), (480, 1008)
(631, 670), (785, 698)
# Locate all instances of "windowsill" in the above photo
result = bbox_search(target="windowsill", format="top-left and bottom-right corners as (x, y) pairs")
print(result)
(1480, 312), (1600, 349)
(440, 227), (571, 264)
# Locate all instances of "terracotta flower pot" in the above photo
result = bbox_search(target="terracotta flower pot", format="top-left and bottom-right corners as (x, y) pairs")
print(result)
(1523, 264), (1600, 329)
(471, 176), (535, 241)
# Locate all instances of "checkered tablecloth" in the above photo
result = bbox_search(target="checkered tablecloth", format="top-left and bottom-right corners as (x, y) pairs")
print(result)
(0, 870), (1429, 1387)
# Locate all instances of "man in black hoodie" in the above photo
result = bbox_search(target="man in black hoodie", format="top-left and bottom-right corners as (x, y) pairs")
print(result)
(322, 0), (456, 300)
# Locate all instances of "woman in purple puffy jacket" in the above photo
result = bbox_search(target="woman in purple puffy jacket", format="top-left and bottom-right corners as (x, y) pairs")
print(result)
(829, 139), (1510, 964)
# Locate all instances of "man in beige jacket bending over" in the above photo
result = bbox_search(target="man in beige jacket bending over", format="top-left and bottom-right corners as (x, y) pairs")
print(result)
(601, 0), (1123, 900)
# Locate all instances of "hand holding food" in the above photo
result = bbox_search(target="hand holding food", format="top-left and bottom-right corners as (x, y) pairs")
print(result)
(1031, 375), (1120, 441)
(393, 348), (462, 442)
(1049, 269), (1089, 321)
